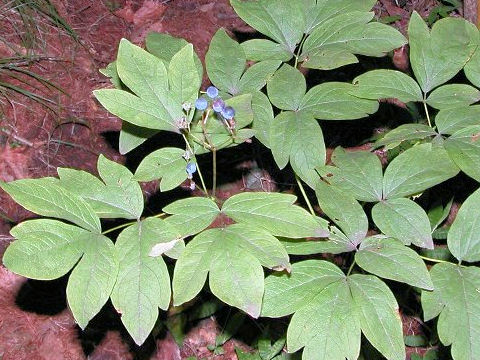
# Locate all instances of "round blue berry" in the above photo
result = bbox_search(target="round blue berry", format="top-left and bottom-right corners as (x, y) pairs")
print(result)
(206, 86), (219, 99)
(221, 106), (235, 120)
(212, 98), (225, 112)
(186, 162), (197, 175)
(195, 97), (208, 111)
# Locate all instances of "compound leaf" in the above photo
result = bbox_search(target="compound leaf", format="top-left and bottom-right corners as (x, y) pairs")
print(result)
(230, 0), (304, 54)
(349, 274), (405, 360)
(267, 64), (306, 111)
(5, 219), (86, 280)
(422, 263), (480, 360)
(134, 147), (187, 191)
(351, 69), (423, 103)
(168, 43), (201, 106)
(408, 12), (478, 93)
(163, 197), (220, 237)
(206, 29), (246, 95)
(315, 181), (368, 250)
(436, 105), (480, 135)
(0, 178), (101, 232)
(356, 236), (434, 289)
(447, 186), (480, 262)
(270, 111), (325, 188)
(372, 198), (434, 249)
(301, 12), (406, 70)
(262, 260), (345, 318)
(444, 125), (480, 183)
(383, 143), (459, 199)
(300, 82), (379, 120)
(111, 218), (172, 345)
(427, 84), (480, 110)
(222, 192), (327, 238)
(323, 147), (383, 202)
(67, 233), (118, 329)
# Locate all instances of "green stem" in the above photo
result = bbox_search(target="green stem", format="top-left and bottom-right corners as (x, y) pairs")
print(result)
(346, 259), (356, 276)
(182, 133), (208, 196)
(420, 255), (460, 266)
(423, 98), (432, 127)
(212, 148), (217, 199)
(294, 35), (307, 69)
(295, 175), (315, 216)
(102, 213), (167, 235)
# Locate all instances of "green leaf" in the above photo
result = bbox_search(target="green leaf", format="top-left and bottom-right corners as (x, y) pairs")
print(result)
(356, 237), (434, 289)
(262, 260), (345, 317)
(251, 91), (275, 148)
(383, 143), (459, 199)
(209, 248), (264, 318)
(0, 178), (101, 232)
(99, 61), (122, 89)
(168, 44), (201, 106)
(93, 89), (179, 131)
(322, 147), (383, 202)
(428, 198), (453, 231)
(145, 32), (203, 78)
(374, 124), (437, 149)
(349, 274), (405, 360)
(351, 70), (423, 103)
(206, 29), (246, 95)
(464, 47), (480, 88)
(436, 105), (480, 135)
(426, 84), (480, 110)
(315, 181), (368, 249)
(134, 147), (187, 191)
(301, 12), (406, 70)
(270, 111), (326, 188)
(118, 122), (159, 155)
(371, 198), (434, 249)
(4, 219), (85, 280)
(408, 12), (478, 93)
(111, 218), (172, 345)
(444, 125), (480, 182)
(67, 233), (118, 329)
(421, 263), (480, 360)
(279, 238), (340, 256)
(174, 224), (289, 317)
(163, 197), (220, 237)
(267, 64), (306, 111)
(241, 39), (293, 62)
(447, 186), (480, 262)
(230, 0), (304, 54)
(287, 280), (360, 360)
(238, 60), (281, 94)
(302, 0), (376, 34)
(300, 82), (379, 120)
(222, 192), (327, 238)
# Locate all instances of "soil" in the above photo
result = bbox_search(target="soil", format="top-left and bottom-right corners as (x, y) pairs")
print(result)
(0, 0), (471, 359)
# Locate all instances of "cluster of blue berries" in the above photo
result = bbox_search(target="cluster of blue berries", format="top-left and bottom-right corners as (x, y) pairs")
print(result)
(186, 161), (197, 178)
(195, 86), (235, 120)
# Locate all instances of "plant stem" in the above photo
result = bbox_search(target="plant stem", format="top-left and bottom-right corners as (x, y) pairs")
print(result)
(423, 98), (432, 127)
(182, 133), (208, 196)
(294, 35), (307, 69)
(419, 255), (460, 266)
(102, 213), (167, 235)
(295, 175), (315, 216)
(346, 259), (356, 276)
(212, 148), (217, 198)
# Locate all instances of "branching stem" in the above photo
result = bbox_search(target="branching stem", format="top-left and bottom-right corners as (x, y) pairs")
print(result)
(423, 98), (432, 127)
(295, 175), (315, 216)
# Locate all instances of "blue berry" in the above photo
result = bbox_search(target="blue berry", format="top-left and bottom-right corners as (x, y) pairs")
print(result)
(206, 86), (219, 99)
(221, 106), (235, 120)
(212, 98), (225, 112)
(186, 162), (197, 175)
(195, 97), (208, 111)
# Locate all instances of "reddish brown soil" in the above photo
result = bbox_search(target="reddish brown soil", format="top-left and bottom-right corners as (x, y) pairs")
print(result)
(0, 0), (464, 358)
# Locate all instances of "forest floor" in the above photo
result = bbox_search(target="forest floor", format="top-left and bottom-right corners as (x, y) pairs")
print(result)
(0, 0), (466, 359)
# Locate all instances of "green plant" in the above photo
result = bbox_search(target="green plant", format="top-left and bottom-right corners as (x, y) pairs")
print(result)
(2, 1), (480, 359)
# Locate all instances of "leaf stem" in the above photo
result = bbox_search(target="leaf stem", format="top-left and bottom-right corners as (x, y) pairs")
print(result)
(295, 175), (315, 216)
(423, 98), (432, 127)
(212, 148), (217, 198)
(294, 35), (307, 69)
(182, 132), (208, 196)
(419, 255), (459, 266)
(346, 259), (356, 276)
(102, 213), (167, 235)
